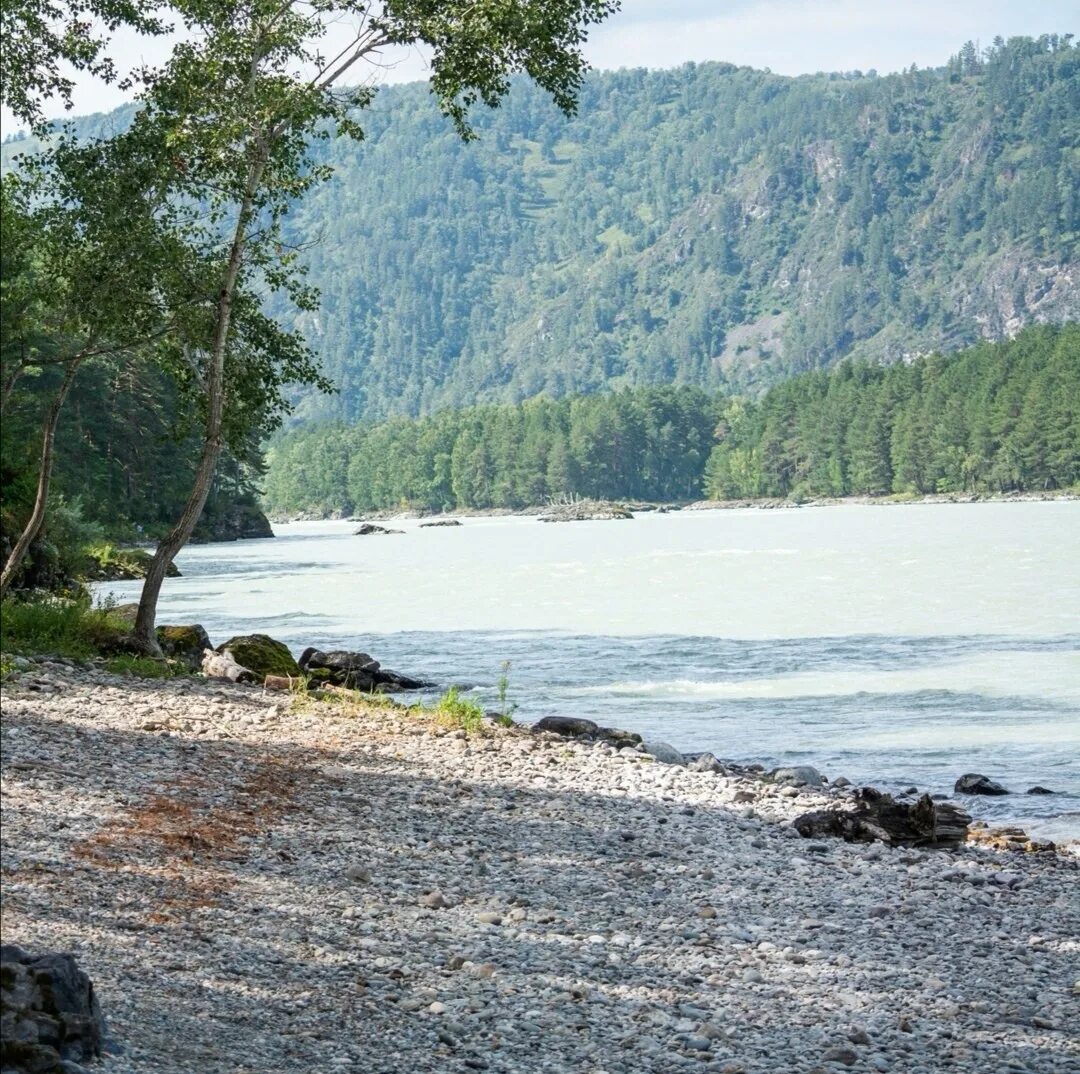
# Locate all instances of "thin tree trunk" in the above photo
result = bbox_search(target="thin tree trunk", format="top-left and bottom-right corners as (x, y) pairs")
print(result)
(131, 162), (266, 653)
(0, 360), (82, 597)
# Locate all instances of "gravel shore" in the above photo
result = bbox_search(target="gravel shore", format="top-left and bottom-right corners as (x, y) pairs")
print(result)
(2, 662), (1078, 1074)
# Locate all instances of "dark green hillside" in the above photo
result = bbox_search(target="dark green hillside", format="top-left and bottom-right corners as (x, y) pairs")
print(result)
(262, 325), (1079, 516)
(277, 35), (1078, 420)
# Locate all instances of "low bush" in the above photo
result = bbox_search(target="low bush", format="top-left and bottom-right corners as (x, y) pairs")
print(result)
(0, 595), (133, 658)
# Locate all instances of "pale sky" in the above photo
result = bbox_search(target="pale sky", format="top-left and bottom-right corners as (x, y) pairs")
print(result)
(3, 0), (1076, 134)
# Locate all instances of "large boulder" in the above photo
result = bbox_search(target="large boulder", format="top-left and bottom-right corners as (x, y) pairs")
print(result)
(771, 765), (825, 788)
(156, 624), (212, 669)
(0, 945), (104, 1071)
(192, 500), (274, 542)
(643, 739), (685, 765)
(954, 773), (1009, 796)
(794, 789), (971, 848)
(532, 716), (601, 738)
(216, 634), (300, 681)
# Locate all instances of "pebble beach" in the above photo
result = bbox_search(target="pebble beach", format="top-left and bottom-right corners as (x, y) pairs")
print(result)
(2, 661), (1078, 1074)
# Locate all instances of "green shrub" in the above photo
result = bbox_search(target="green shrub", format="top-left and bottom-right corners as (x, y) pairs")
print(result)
(0, 595), (132, 658)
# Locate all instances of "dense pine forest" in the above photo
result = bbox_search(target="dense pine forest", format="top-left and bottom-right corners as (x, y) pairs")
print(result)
(4, 36), (1076, 426)
(263, 325), (1079, 515)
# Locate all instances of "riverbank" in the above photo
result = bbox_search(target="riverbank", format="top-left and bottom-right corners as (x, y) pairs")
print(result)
(2, 664), (1078, 1074)
(270, 488), (1078, 524)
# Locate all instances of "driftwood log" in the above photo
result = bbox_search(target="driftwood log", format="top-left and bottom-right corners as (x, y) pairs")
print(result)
(794, 788), (971, 848)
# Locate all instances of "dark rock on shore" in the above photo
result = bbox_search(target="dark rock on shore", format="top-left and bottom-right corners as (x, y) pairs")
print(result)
(298, 648), (433, 692)
(355, 523), (404, 535)
(0, 945), (104, 1071)
(217, 635), (301, 681)
(793, 788), (971, 848)
(156, 624), (212, 669)
(419, 520), (462, 527)
(532, 716), (601, 737)
(955, 773), (1010, 795)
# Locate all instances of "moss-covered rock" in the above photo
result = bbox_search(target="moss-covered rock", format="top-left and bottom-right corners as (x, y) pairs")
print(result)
(216, 634), (300, 681)
(157, 624), (212, 669)
(82, 545), (181, 581)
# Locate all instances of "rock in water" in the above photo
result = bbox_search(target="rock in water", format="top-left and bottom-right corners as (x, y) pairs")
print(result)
(354, 523), (404, 535)
(1026, 786), (1055, 795)
(954, 773), (1010, 795)
(419, 519), (462, 527)
(215, 635), (301, 681)
(537, 500), (633, 522)
(0, 945), (104, 1069)
(793, 790), (970, 848)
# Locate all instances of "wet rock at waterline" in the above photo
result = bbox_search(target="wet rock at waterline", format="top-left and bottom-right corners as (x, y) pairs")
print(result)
(955, 773), (1010, 795)
(771, 765), (826, 788)
(532, 716), (601, 737)
(0, 945), (105, 1071)
(793, 788), (971, 847)
(643, 739), (686, 765)
(418, 519), (462, 527)
(298, 647), (434, 693)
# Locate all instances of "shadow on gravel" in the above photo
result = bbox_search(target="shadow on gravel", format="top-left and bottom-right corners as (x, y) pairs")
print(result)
(1, 704), (1077, 1074)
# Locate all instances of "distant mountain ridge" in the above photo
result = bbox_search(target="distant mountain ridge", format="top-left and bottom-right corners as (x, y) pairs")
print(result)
(6, 35), (1077, 422)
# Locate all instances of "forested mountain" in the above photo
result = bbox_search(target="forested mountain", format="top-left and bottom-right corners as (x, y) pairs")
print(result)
(291, 35), (1079, 420)
(6, 36), (1075, 424)
(263, 325), (1079, 515)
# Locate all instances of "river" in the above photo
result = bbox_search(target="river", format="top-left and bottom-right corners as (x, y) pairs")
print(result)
(98, 501), (1080, 842)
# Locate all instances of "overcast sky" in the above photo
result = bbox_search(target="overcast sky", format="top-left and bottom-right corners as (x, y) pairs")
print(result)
(3, 0), (1075, 133)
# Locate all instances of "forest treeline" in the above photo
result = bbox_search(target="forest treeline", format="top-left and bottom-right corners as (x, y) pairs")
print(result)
(264, 386), (721, 514)
(263, 325), (1080, 515)
(704, 323), (1079, 499)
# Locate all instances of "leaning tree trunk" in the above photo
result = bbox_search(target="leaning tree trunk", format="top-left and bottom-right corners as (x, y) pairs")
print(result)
(0, 360), (82, 598)
(131, 165), (264, 654)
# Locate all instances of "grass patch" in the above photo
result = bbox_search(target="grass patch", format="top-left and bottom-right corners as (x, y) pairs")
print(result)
(0, 595), (132, 659)
(103, 655), (188, 679)
(430, 686), (486, 732)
